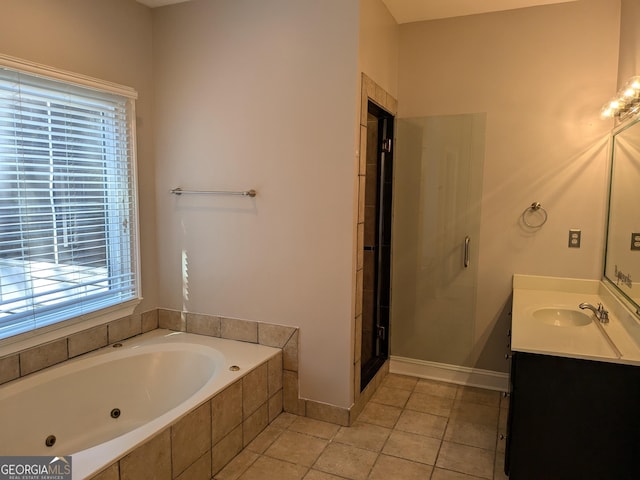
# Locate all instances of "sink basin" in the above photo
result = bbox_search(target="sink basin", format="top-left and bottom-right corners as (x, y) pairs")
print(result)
(532, 308), (592, 327)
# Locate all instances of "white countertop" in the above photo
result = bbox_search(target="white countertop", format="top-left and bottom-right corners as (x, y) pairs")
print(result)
(512, 275), (640, 366)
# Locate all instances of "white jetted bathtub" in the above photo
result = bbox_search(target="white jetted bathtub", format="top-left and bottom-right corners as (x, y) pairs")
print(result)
(0, 329), (280, 479)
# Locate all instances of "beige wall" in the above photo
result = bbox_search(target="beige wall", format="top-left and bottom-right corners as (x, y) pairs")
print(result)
(152, 0), (359, 408)
(354, 0), (398, 402)
(359, 0), (400, 99)
(397, 0), (621, 372)
(0, 0), (631, 409)
(0, 0), (158, 312)
(618, 0), (640, 86)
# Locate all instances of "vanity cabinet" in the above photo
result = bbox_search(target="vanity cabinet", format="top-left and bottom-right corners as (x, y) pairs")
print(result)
(506, 351), (640, 480)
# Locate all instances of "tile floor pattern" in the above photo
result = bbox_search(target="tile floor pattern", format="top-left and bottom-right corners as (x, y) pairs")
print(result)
(214, 373), (510, 480)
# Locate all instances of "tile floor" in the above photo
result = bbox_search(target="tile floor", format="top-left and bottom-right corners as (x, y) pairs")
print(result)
(213, 373), (510, 480)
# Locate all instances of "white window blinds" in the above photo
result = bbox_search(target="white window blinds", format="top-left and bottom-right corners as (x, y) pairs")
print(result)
(0, 62), (139, 341)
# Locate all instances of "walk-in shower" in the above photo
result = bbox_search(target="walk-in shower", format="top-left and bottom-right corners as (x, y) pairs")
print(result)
(391, 114), (486, 368)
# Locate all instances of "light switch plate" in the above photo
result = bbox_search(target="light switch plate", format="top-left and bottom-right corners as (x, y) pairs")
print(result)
(568, 229), (581, 248)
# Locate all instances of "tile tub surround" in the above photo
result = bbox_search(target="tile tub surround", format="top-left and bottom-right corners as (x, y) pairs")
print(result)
(213, 373), (509, 480)
(157, 308), (302, 417)
(0, 306), (310, 422)
(0, 303), (386, 474)
(0, 308), (291, 479)
(0, 309), (159, 385)
(89, 353), (284, 480)
(158, 309), (396, 427)
(158, 308), (389, 427)
(0, 307), (298, 401)
(0, 304), (386, 431)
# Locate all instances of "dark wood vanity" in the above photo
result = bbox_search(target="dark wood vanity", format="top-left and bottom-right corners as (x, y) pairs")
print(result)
(505, 80), (640, 480)
(505, 351), (640, 479)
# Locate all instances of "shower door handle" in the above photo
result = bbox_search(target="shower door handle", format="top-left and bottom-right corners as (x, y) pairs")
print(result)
(464, 236), (470, 268)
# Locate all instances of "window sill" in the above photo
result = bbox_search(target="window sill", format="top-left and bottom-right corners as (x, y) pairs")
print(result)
(0, 298), (141, 357)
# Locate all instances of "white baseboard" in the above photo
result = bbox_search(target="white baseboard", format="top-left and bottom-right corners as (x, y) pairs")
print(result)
(390, 355), (509, 392)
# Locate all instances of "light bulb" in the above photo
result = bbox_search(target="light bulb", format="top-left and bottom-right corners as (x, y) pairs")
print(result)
(601, 105), (616, 118)
(622, 77), (640, 98)
(601, 75), (640, 120)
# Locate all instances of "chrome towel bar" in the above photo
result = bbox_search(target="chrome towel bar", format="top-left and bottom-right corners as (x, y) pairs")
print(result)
(170, 187), (256, 198)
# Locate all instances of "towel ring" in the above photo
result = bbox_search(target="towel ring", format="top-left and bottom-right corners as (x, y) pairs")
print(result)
(522, 202), (548, 228)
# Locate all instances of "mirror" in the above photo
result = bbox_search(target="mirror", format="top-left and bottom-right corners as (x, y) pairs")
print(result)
(604, 116), (640, 313)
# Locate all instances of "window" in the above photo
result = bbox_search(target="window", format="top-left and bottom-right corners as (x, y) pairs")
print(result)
(0, 57), (139, 341)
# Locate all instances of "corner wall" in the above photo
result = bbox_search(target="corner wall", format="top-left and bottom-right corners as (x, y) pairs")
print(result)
(152, 0), (359, 408)
(359, 0), (400, 99)
(618, 0), (640, 85)
(397, 0), (621, 373)
(353, 0), (399, 404)
(0, 0), (158, 312)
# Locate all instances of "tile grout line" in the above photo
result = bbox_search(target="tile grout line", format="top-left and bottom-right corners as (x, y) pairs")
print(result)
(428, 416), (449, 480)
(428, 381), (458, 480)
(223, 376), (506, 480)
(356, 376), (410, 479)
(304, 421), (337, 478)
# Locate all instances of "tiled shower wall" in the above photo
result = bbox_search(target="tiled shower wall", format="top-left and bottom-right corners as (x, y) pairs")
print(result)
(352, 73), (397, 420)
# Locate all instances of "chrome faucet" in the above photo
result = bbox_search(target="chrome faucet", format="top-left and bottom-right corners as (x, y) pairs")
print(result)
(578, 302), (609, 323)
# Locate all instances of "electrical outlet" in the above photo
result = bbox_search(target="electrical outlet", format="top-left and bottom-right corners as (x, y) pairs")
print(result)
(568, 229), (581, 248)
(631, 233), (640, 251)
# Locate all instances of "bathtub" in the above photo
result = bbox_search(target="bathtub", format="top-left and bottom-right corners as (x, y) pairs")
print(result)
(0, 329), (280, 479)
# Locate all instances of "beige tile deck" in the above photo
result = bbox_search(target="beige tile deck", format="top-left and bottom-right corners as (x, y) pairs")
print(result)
(213, 374), (507, 480)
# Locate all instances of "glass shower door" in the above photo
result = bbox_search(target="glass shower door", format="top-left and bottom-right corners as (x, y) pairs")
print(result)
(391, 114), (485, 366)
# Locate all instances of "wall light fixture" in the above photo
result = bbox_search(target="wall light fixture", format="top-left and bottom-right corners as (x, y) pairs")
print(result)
(601, 76), (640, 120)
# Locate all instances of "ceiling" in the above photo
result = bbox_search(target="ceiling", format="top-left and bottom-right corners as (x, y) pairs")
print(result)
(136, 0), (189, 7)
(380, 0), (579, 23)
(135, 0), (579, 23)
